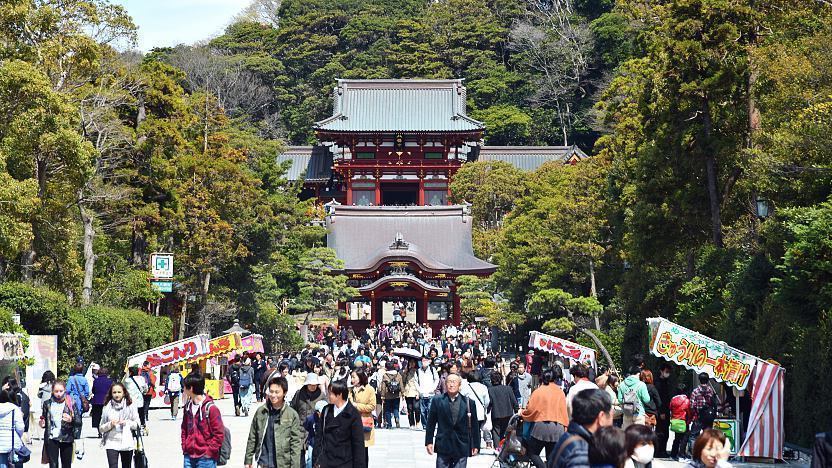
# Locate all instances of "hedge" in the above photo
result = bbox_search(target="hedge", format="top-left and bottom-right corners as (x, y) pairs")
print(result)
(0, 282), (172, 375)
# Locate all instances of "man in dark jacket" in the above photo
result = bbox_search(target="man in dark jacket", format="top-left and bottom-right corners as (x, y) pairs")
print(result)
(313, 380), (366, 468)
(654, 362), (673, 457)
(548, 388), (612, 468)
(226, 359), (242, 416)
(425, 373), (480, 468)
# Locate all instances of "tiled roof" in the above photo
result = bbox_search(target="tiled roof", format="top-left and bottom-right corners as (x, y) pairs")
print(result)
(277, 146), (332, 182)
(326, 205), (496, 274)
(476, 145), (588, 171)
(315, 79), (484, 133)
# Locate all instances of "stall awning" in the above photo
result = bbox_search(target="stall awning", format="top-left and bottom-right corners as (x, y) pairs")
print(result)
(647, 318), (756, 390)
(528, 331), (596, 365)
(189, 333), (244, 362)
(127, 335), (209, 370)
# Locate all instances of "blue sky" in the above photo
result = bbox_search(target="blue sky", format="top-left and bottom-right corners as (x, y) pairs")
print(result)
(112, 0), (250, 51)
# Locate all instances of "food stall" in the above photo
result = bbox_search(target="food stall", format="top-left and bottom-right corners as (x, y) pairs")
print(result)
(528, 330), (597, 369)
(647, 318), (785, 460)
(223, 334), (265, 394)
(186, 332), (245, 399)
(125, 334), (209, 407)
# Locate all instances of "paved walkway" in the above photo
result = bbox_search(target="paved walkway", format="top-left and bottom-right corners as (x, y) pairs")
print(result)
(28, 397), (808, 467)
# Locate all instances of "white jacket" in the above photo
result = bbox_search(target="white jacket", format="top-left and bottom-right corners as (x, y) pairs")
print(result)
(460, 381), (489, 422)
(416, 366), (440, 397)
(99, 400), (140, 451)
(0, 403), (24, 452)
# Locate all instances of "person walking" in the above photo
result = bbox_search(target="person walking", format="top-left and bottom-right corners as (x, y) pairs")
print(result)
(124, 367), (148, 431)
(4, 378), (29, 454)
(688, 374), (718, 446)
(292, 373), (326, 468)
(520, 368), (570, 468)
(98, 382), (140, 468)
(486, 372), (518, 444)
(617, 366), (651, 429)
(639, 369), (662, 430)
(349, 370), (376, 468)
(244, 376), (302, 468)
(313, 380), (367, 468)
(417, 357), (440, 430)
(239, 358), (256, 417)
(654, 363), (673, 458)
(40, 381), (82, 468)
(252, 353), (268, 402)
(669, 385), (691, 461)
(90, 367), (113, 431)
(66, 364), (90, 431)
(380, 361), (403, 429)
(460, 372), (490, 451)
(166, 367), (184, 420)
(181, 373), (225, 468)
(402, 359), (421, 430)
(139, 361), (156, 434)
(0, 389), (25, 468)
(548, 388), (614, 468)
(515, 364), (533, 408)
(226, 359), (242, 416)
(424, 373), (480, 468)
(566, 364), (599, 419)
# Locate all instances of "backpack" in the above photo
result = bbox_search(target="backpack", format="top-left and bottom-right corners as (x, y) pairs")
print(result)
(239, 370), (252, 389)
(621, 384), (639, 417)
(386, 377), (401, 397)
(698, 392), (718, 427)
(196, 401), (231, 465)
(141, 369), (156, 395)
(166, 373), (182, 393)
(227, 367), (240, 386)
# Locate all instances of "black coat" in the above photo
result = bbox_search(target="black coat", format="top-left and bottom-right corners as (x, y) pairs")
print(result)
(313, 401), (367, 468)
(425, 393), (481, 459)
(812, 431), (832, 468)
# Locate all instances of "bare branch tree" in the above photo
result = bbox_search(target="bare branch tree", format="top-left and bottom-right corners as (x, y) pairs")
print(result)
(235, 0), (282, 27)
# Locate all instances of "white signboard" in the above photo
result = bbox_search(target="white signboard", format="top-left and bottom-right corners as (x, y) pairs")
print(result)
(150, 253), (174, 279)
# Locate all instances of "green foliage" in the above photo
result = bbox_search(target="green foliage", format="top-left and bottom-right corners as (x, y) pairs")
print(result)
(472, 105), (533, 145)
(293, 247), (358, 321)
(0, 282), (170, 373)
(254, 303), (304, 354)
(456, 275), (523, 329)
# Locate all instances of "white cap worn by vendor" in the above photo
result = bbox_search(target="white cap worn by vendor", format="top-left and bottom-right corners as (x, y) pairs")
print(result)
(304, 373), (320, 386)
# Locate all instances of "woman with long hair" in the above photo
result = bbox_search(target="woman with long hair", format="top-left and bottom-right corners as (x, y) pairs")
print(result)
(349, 369), (376, 468)
(98, 382), (140, 468)
(39, 381), (82, 468)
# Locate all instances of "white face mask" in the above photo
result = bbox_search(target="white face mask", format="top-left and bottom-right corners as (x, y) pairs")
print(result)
(633, 445), (655, 465)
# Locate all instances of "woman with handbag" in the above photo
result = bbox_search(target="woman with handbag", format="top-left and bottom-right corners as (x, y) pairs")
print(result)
(39, 381), (82, 468)
(349, 369), (376, 468)
(639, 370), (661, 430)
(99, 383), (140, 468)
(0, 389), (26, 468)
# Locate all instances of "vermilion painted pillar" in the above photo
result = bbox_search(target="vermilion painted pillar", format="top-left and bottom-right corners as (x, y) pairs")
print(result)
(346, 178), (352, 205)
(418, 177), (425, 206)
(375, 178), (381, 206)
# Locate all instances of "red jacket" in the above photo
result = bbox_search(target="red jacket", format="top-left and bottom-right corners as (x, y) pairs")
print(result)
(181, 396), (224, 460)
(670, 394), (691, 421)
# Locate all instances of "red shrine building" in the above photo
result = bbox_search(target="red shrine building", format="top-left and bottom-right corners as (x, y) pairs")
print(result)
(279, 79), (586, 330)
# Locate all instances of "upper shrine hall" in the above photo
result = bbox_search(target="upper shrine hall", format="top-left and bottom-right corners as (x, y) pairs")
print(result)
(278, 79), (587, 330)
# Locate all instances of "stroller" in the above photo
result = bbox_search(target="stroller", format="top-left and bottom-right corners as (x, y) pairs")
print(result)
(492, 414), (533, 468)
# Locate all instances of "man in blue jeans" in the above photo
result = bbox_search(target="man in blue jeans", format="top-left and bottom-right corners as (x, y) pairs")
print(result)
(417, 357), (441, 429)
(181, 374), (225, 468)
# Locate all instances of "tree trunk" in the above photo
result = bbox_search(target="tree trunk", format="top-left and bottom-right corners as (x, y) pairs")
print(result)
(702, 96), (724, 248)
(20, 249), (35, 282)
(201, 270), (211, 302)
(79, 201), (96, 305)
(580, 328), (618, 376)
(203, 95), (209, 154)
(588, 257), (600, 330)
(178, 295), (188, 340)
(131, 226), (146, 266)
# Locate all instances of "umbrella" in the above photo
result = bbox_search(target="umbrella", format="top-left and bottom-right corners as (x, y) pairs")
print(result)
(393, 347), (422, 360)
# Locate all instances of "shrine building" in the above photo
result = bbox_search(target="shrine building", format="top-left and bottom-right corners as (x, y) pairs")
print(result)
(278, 79), (586, 331)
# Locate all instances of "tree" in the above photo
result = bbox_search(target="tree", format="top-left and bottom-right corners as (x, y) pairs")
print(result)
(292, 248), (357, 322)
(457, 275), (523, 330)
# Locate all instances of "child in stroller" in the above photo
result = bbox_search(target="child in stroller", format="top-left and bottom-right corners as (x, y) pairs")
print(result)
(493, 414), (533, 468)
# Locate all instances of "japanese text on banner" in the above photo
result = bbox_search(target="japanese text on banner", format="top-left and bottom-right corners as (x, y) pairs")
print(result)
(650, 320), (755, 390)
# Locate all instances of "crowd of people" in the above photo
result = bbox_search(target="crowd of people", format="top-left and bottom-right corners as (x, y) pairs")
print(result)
(4, 321), (789, 468)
